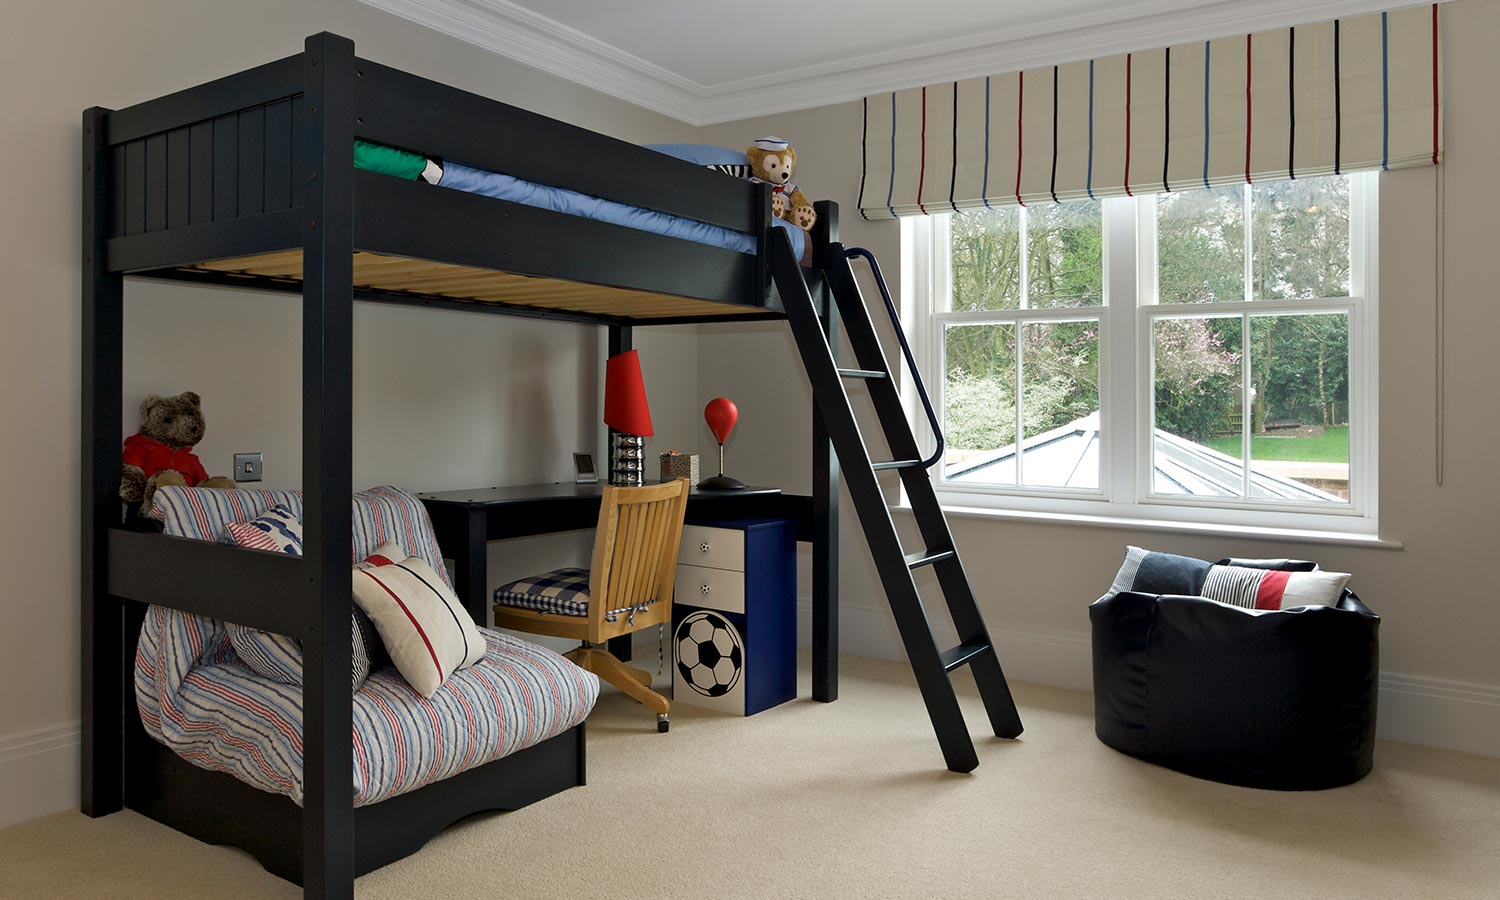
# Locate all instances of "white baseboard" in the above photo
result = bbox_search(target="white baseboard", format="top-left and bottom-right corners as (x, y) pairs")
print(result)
(798, 599), (1500, 758)
(0, 722), (79, 828)
(5, 622), (1493, 830)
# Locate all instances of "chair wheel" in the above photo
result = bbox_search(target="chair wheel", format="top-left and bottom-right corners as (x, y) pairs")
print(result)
(657, 714), (670, 733)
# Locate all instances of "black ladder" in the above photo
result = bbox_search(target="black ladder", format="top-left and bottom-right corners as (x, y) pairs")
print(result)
(772, 234), (1024, 773)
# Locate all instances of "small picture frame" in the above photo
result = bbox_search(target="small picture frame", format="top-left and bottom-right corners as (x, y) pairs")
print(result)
(573, 452), (598, 484)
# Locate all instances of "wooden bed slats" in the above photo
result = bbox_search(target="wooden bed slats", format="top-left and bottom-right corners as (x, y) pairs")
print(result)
(191, 249), (773, 319)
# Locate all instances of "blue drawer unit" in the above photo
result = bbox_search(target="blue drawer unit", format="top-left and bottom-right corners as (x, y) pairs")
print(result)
(671, 517), (797, 716)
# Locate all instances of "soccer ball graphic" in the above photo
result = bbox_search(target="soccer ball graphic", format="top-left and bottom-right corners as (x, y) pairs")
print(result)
(675, 610), (744, 697)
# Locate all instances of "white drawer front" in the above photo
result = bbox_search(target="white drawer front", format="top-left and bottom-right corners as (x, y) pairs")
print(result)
(674, 564), (745, 614)
(678, 524), (744, 572)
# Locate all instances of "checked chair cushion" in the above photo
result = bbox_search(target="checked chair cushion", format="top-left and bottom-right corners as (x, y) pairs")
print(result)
(494, 567), (656, 623)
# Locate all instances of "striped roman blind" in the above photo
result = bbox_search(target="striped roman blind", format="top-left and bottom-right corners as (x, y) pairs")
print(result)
(858, 4), (1442, 219)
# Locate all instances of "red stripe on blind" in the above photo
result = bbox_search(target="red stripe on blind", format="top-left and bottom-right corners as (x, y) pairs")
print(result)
(916, 86), (929, 215)
(1015, 71), (1027, 206)
(1255, 570), (1291, 610)
(1245, 33), (1254, 183)
(1123, 55), (1133, 196)
(1431, 3), (1440, 164)
(360, 570), (444, 683)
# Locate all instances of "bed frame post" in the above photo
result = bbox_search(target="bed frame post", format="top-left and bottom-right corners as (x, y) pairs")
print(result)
(81, 106), (126, 816)
(810, 200), (841, 702)
(605, 324), (634, 663)
(301, 32), (357, 900)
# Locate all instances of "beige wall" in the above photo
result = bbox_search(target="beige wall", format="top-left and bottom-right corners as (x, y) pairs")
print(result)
(0, 0), (701, 824)
(3, 0), (1496, 828)
(701, 0), (1500, 755)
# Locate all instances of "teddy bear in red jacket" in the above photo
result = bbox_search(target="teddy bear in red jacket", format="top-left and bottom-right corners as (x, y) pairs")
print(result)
(120, 391), (236, 514)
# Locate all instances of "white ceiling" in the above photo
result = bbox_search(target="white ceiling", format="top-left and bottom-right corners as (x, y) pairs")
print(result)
(515, 0), (1120, 86)
(359, 0), (1424, 124)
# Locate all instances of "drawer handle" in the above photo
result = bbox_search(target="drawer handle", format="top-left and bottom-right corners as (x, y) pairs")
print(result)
(700, 584), (711, 594)
(699, 542), (711, 553)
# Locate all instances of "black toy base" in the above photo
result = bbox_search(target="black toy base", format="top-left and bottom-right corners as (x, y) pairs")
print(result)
(698, 475), (747, 491)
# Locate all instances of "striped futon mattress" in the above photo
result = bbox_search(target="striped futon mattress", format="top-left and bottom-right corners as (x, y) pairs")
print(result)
(133, 485), (599, 807)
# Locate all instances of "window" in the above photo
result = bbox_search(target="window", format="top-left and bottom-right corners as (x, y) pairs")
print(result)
(908, 173), (1377, 533)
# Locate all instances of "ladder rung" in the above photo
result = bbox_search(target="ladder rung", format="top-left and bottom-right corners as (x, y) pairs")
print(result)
(939, 642), (992, 673)
(871, 459), (923, 471)
(838, 368), (887, 379)
(905, 549), (956, 570)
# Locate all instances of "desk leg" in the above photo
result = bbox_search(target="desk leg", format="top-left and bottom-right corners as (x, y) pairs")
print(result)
(456, 507), (489, 627)
(813, 313), (840, 702)
(606, 322), (634, 664)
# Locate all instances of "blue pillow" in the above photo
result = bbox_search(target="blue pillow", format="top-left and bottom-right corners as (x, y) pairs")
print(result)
(644, 144), (747, 167)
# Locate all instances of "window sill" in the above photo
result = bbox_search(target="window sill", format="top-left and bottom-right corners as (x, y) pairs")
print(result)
(892, 502), (1403, 549)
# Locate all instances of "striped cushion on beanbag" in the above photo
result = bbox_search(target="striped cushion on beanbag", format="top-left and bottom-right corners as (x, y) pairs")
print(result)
(1200, 565), (1351, 611)
(353, 552), (484, 697)
(225, 504), (303, 554)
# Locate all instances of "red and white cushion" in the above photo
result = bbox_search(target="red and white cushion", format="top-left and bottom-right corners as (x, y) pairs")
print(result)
(225, 504), (303, 554)
(1200, 565), (1351, 610)
(351, 550), (485, 697)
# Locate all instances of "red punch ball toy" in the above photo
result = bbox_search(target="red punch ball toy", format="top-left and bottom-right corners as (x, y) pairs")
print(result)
(700, 397), (745, 490)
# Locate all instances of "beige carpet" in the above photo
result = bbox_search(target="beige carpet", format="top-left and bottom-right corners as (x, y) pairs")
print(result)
(3, 656), (1498, 900)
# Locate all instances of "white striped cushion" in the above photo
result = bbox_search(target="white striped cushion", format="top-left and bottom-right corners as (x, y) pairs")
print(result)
(352, 553), (484, 697)
(224, 504), (303, 554)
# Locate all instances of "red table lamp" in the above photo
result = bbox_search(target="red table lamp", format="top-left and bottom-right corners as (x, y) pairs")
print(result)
(699, 397), (745, 491)
(604, 350), (654, 486)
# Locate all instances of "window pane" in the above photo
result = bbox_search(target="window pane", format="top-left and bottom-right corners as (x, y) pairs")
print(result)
(1247, 313), (1350, 502)
(1157, 186), (1245, 304)
(1019, 321), (1101, 488)
(950, 208), (1021, 311)
(1026, 201), (1104, 308)
(1152, 317), (1244, 496)
(943, 323), (1016, 484)
(1252, 175), (1350, 301)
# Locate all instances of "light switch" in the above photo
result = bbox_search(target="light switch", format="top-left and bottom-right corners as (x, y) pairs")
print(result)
(234, 452), (264, 483)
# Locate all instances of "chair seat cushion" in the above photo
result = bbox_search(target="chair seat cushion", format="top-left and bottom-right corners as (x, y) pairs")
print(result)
(494, 567), (656, 623)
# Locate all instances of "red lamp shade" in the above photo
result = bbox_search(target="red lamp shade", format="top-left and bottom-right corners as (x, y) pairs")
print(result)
(603, 350), (654, 437)
(704, 397), (738, 444)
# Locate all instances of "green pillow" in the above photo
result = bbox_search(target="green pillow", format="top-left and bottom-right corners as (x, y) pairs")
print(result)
(353, 140), (430, 181)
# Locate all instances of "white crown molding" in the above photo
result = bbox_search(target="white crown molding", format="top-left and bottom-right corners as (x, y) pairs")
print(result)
(358, 0), (1436, 125)
(356, 0), (704, 122)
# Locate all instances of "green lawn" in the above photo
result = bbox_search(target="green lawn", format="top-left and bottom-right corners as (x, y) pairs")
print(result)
(1202, 426), (1349, 463)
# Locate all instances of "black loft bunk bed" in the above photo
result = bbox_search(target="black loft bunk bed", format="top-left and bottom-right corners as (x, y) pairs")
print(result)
(82, 33), (844, 900)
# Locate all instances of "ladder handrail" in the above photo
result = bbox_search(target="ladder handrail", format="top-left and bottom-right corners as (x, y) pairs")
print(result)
(843, 246), (945, 470)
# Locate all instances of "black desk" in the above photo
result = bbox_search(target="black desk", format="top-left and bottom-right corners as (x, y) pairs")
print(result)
(420, 482), (835, 697)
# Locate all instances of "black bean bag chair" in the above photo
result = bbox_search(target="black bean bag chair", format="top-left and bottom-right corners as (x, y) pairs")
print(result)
(1089, 557), (1379, 790)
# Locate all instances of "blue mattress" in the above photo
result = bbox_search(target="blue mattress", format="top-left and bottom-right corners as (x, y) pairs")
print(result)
(437, 160), (806, 262)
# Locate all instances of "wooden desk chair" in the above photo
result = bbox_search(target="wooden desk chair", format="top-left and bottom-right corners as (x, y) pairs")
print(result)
(493, 479), (690, 732)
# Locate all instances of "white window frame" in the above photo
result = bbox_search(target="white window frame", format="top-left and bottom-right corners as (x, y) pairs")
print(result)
(905, 173), (1379, 535)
